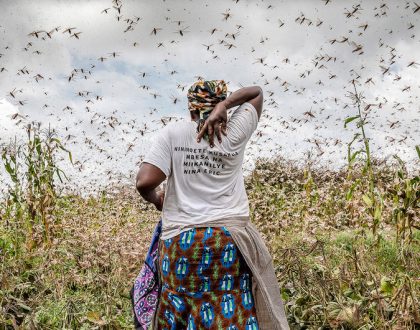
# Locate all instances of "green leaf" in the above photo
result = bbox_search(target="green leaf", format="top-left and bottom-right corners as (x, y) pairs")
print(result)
(86, 311), (107, 325)
(349, 150), (362, 165)
(56, 168), (69, 182)
(380, 276), (394, 295)
(56, 168), (63, 183)
(4, 161), (13, 175)
(344, 115), (360, 128)
(346, 180), (359, 200)
(374, 205), (382, 220)
(416, 145), (420, 159)
(362, 194), (373, 207)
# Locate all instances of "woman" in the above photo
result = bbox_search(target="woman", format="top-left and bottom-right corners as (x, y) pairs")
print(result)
(136, 80), (289, 330)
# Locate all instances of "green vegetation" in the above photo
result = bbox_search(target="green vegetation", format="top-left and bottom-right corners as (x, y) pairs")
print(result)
(0, 122), (419, 329)
(247, 154), (419, 329)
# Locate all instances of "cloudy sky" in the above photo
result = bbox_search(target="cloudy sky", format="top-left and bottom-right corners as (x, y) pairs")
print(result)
(0, 0), (419, 195)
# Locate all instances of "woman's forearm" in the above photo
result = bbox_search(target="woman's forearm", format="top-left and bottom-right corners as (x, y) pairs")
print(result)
(140, 188), (160, 206)
(221, 86), (262, 110)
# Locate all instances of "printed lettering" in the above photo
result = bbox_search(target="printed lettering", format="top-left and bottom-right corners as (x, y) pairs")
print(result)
(174, 146), (238, 176)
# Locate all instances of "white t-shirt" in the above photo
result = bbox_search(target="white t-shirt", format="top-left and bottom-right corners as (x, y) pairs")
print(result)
(141, 102), (259, 240)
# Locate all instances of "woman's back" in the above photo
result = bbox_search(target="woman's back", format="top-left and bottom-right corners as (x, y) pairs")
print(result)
(142, 102), (259, 240)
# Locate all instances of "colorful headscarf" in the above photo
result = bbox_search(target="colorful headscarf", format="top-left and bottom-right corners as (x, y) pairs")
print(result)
(187, 79), (228, 143)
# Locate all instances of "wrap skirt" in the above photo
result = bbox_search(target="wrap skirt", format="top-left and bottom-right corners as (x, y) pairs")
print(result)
(156, 226), (260, 330)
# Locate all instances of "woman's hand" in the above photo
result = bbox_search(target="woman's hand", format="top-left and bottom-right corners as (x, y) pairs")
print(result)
(196, 101), (228, 147)
(154, 189), (165, 211)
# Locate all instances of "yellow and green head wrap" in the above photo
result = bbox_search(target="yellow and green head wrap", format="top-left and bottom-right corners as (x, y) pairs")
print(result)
(187, 79), (228, 143)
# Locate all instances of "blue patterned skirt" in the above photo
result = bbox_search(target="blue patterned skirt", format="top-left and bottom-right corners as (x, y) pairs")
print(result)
(156, 226), (260, 330)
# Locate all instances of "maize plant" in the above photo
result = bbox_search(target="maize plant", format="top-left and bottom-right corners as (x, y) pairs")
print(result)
(1, 122), (72, 250)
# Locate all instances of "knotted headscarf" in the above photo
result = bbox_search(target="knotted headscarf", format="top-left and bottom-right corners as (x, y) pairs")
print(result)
(187, 79), (228, 143)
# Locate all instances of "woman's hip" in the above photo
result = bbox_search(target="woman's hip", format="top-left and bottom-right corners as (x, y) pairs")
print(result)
(159, 226), (253, 293)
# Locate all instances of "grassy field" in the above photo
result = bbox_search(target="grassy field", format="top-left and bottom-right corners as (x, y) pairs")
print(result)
(0, 126), (419, 329)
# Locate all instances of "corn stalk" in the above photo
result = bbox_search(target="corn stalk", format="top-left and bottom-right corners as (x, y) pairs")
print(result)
(1, 122), (73, 251)
(344, 80), (383, 240)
